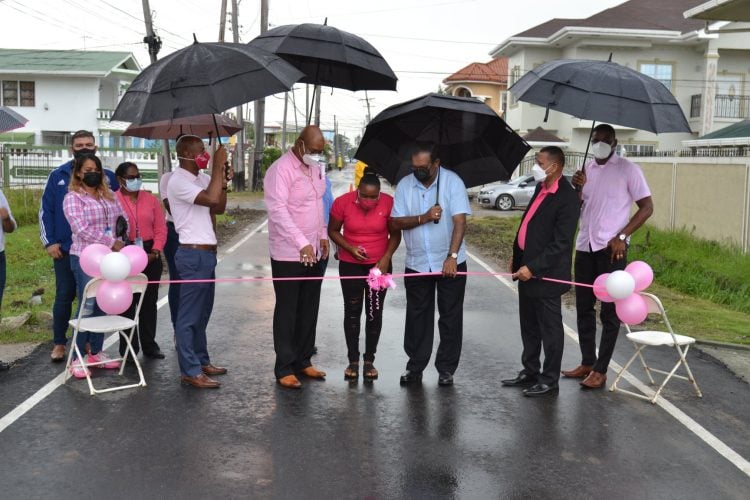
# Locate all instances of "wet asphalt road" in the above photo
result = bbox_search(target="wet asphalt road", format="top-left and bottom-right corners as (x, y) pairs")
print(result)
(0, 169), (749, 499)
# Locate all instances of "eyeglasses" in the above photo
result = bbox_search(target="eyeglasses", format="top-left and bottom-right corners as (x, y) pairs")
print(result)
(121, 174), (141, 180)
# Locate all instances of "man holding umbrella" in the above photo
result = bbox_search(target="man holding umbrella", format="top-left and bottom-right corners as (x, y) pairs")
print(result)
(562, 124), (653, 389)
(391, 143), (471, 386)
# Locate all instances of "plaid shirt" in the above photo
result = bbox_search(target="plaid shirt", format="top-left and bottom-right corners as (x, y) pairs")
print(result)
(63, 189), (127, 256)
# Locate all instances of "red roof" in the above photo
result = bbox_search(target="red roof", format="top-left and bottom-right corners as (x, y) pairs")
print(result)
(444, 58), (508, 85)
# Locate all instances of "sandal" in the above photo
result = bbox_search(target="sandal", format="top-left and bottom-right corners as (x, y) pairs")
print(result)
(363, 362), (378, 380)
(344, 362), (359, 380)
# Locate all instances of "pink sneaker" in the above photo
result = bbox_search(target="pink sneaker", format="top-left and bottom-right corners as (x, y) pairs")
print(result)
(69, 358), (90, 379)
(87, 352), (121, 370)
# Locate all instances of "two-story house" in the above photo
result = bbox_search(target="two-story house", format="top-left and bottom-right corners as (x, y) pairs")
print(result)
(442, 58), (508, 117)
(490, 0), (750, 153)
(0, 49), (141, 148)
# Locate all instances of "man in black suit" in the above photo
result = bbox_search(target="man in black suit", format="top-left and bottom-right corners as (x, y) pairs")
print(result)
(502, 146), (580, 396)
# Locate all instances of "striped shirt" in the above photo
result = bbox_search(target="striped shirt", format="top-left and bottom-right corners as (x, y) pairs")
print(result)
(63, 189), (127, 256)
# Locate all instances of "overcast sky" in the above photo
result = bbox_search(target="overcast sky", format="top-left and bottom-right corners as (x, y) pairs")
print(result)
(0, 0), (626, 140)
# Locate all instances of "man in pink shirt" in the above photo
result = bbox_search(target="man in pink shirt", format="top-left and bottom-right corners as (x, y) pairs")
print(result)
(562, 124), (654, 389)
(264, 126), (329, 389)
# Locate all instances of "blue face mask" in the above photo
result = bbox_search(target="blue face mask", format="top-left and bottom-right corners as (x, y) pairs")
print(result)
(125, 178), (142, 192)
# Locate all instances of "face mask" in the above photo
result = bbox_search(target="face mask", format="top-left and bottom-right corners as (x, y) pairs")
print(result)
(413, 168), (431, 182)
(178, 151), (211, 169)
(303, 153), (322, 167)
(125, 178), (142, 191)
(82, 171), (102, 187)
(73, 148), (96, 159)
(592, 141), (613, 160)
(358, 195), (379, 211)
(532, 163), (550, 182)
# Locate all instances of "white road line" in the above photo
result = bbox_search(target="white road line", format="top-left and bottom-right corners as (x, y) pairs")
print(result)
(0, 219), (271, 434)
(469, 250), (750, 478)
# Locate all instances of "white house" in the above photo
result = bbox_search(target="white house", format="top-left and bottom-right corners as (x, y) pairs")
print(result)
(0, 48), (141, 148)
(490, 0), (750, 154)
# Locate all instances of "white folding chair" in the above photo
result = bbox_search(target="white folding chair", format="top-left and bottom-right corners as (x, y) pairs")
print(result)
(609, 292), (702, 404)
(63, 274), (148, 395)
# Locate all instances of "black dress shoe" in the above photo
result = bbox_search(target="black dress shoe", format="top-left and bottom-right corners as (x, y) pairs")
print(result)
(523, 383), (559, 396)
(501, 372), (538, 387)
(399, 370), (422, 385)
(438, 372), (454, 386)
(144, 349), (165, 359)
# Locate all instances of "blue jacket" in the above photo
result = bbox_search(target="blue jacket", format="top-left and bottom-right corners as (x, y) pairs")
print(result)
(39, 160), (119, 252)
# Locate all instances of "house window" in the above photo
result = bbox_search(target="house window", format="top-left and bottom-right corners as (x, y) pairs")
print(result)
(639, 63), (673, 90)
(619, 144), (655, 157)
(509, 66), (521, 105)
(455, 87), (472, 98)
(1, 80), (35, 107)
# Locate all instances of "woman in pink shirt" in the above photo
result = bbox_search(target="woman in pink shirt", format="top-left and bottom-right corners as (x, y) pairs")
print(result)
(328, 168), (401, 381)
(115, 162), (168, 360)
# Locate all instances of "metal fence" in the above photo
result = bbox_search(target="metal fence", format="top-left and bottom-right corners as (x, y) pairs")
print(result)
(0, 147), (56, 188)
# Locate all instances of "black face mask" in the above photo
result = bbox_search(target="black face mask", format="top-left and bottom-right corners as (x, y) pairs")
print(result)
(82, 171), (102, 187)
(413, 168), (431, 182)
(73, 148), (96, 159)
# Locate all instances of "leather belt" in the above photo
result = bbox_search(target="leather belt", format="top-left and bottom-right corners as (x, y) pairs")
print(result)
(180, 243), (217, 253)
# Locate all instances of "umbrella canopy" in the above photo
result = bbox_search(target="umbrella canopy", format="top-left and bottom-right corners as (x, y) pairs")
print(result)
(355, 93), (530, 187)
(248, 23), (397, 91)
(0, 106), (29, 134)
(121, 114), (242, 140)
(111, 40), (304, 125)
(509, 59), (691, 134)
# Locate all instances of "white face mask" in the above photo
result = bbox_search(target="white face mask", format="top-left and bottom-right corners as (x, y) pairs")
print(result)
(591, 141), (613, 160)
(531, 163), (549, 182)
(302, 153), (322, 167)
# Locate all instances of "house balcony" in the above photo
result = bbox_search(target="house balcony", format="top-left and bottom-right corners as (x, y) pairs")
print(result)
(97, 108), (130, 132)
(690, 94), (750, 120)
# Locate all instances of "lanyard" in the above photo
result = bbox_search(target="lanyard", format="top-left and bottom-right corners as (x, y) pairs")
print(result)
(122, 193), (140, 237)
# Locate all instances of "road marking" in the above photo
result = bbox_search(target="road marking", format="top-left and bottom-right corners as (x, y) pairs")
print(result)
(468, 250), (750, 478)
(0, 218), (271, 435)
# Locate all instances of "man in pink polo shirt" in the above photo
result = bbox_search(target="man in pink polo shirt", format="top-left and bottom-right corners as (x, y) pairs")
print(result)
(502, 146), (580, 396)
(562, 124), (654, 389)
(264, 125), (329, 389)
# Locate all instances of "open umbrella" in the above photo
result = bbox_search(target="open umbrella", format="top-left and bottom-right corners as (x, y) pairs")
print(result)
(355, 93), (530, 188)
(111, 39), (304, 126)
(0, 106), (29, 134)
(121, 114), (242, 140)
(248, 23), (397, 92)
(509, 58), (691, 134)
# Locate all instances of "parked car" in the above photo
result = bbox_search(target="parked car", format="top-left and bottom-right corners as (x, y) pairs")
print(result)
(477, 174), (572, 211)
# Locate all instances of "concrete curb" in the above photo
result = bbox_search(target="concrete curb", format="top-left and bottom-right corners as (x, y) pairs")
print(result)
(696, 340), (750, 351)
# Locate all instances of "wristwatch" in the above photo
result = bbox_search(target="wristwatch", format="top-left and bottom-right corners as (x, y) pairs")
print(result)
(447, 252), (458, 259)
(618, 233), (627, 242)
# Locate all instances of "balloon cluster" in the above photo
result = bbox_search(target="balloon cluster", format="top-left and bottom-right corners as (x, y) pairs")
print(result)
(592, 261), (654, 325)
(79, 244), (149, 315)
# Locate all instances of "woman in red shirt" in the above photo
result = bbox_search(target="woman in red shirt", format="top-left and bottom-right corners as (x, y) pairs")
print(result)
(328, 168), (401, 381)
(115, 162), (168, 360)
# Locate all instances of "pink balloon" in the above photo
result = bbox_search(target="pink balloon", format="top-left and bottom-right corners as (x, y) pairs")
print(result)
(95, 280), (133, 315)
(120, 245), (148, 276)
(625, 261), (654, 292)
(80, 243), (111, 278)
(593, 273), (615, 302)
(615, 293), (649, 325)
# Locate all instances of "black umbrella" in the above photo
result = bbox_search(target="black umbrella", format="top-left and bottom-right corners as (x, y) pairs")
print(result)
(111, 39), (304, 126)
(248, 23), (397, 92)
(355, 93), (530, 188)
(0, 106), (29, 134)
(508, 58), (691, 134)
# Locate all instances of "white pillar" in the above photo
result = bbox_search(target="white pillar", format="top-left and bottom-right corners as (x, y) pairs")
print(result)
(701, 49), (719, 136)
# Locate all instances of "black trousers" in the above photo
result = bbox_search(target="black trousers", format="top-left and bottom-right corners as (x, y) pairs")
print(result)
(575, 247), (627, 373)
(120, 249), (164, 356)
(271, 259), (324, 378)
(403, 262), (467, 375)
(339, 260), (390, 363)
(519, 292), (564, 385)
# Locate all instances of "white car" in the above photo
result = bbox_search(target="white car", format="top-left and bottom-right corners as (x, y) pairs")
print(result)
(477, 174), (573, 210)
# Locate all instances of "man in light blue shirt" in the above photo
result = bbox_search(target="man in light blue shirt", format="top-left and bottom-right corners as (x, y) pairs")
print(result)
(391, 143), (471, 386)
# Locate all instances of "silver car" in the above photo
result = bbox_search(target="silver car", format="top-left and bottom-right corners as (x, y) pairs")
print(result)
(477, 175), (538, 211)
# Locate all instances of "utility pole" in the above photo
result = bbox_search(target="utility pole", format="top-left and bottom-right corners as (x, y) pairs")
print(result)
(231, 0), (245, 190)
(364, 91), (372, 122)
(141, 0), (171, 178)
(314, 86), (321, 126)
(333, 115), (338, 169)
(218, 0), (228, 42)
(281, 92), (289, 151)
(252, 0), (269, 190)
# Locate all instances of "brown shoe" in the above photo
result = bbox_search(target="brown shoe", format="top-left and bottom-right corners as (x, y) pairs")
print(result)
(201, 364), (227, 376)
(300, 366), (326, 379)
(580, 371), (607, 389)
(181, 373), (221, 388)
(51, 344), (66, 362)
(561, 364), (593, 379)
(277, 374), (302, 389)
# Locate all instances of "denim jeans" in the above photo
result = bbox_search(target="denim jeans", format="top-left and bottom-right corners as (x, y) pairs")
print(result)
(69, 254), (105, 357)
(52, 253), (77, 346)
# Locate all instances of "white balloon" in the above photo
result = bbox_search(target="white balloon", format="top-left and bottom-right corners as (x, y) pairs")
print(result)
(605, 270), (635, 300)
(99, 251), (132, 282)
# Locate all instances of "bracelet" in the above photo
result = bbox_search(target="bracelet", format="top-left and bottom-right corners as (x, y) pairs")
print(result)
(417, 215), (421, 225)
